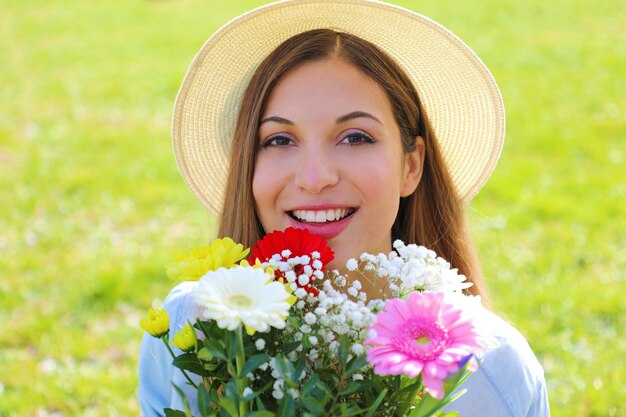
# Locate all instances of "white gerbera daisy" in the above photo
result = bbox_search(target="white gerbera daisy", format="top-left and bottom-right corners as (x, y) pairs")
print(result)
(192, 266), (295, 334)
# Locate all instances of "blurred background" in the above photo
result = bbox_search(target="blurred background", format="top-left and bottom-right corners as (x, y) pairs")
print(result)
(1, 0), (624, 416)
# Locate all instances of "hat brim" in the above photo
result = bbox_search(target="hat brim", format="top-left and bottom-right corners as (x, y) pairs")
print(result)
(173, 0), (505, 215)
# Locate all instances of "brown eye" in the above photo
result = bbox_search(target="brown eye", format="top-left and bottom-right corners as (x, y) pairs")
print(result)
(340, 132), (375, 145)
(261, 135), (295, 147)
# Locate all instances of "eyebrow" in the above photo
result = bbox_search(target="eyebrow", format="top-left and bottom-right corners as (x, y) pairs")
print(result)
(259, 116), (294, 126)
(336, 111), (382, 125)
(259, 111), (382, 126)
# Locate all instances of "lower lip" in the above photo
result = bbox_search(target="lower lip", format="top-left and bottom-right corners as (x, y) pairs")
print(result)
(287, 212), (355, 240)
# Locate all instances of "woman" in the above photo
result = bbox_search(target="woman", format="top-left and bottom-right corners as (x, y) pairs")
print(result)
(140, 1), (549, 416)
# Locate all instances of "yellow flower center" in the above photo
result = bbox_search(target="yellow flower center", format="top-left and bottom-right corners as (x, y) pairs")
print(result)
(229, 294), (254, 309)
(416, 336), (430, 345)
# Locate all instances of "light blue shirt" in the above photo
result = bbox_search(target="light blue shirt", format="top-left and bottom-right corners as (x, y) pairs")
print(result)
(138, 282), (550, 416)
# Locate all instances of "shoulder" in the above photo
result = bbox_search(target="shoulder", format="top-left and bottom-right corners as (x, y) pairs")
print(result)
(445, 309), (550, 417)
(479, 310), (547, 407)
(480, 309), (544, 377)
(162, 281), (202, 331)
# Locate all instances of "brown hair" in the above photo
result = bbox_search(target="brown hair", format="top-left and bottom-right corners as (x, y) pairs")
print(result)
(218, 29), (487, 299)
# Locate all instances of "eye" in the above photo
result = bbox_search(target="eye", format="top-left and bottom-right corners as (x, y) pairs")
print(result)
(260, 134), (295, 148)
(339, 131), (376, 145)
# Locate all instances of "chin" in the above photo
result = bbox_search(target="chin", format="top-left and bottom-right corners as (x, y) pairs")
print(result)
(326, 247), (352, 272)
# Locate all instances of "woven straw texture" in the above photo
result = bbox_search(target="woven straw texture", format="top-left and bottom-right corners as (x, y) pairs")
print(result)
(172, 0), (505, 215)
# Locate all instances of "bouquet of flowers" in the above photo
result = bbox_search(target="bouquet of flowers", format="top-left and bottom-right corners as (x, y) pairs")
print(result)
(141, 228), (491, 417)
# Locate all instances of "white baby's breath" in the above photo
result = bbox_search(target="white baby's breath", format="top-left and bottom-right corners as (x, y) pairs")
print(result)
(304, 312), (317, 325)
(346, 258), (359, 271)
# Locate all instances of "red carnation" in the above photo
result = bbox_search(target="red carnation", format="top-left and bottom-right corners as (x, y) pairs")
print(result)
(250, 227), (335, 296)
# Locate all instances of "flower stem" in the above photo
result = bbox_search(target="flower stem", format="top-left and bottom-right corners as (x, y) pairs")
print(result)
(161, 336), (198, 389)
(235, 326), (248, 416)
(197, 319), (211, 340)
(395, 384), (420, 417)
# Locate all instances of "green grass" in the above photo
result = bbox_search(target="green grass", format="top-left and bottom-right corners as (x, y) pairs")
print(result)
(1, 0), (624, 416)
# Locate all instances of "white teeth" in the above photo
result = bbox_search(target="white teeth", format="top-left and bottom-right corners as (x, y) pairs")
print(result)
(292, 209), (352, 223)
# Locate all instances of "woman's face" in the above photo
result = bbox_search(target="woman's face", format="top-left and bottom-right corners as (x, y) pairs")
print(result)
(253, 57), (424, 270)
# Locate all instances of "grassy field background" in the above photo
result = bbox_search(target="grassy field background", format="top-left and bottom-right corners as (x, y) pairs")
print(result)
(1, 0), (624, 416)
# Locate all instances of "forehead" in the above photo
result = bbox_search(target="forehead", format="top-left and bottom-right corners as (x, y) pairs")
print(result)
(262, 58), (395, 119)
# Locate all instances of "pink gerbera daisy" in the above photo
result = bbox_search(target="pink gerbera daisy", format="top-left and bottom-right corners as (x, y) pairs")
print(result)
(364, 291), (483, 399)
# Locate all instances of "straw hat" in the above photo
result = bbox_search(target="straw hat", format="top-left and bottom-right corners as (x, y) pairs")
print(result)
(172, 0), (505, 215)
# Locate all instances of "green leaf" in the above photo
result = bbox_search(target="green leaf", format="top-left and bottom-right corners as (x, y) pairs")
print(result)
(278, 341), (301, 355)
(244, 412), (275, 417)
(164, 409), (187, 417)
(291, 356), (305, 383)
(204, 362), (220, 372)
(195, 320), (212, 339)
(216, 380), (239, 417)
(198, 384), (213, 416)
(209, 381), (221, 405)
(301, 374), (317, 394)
(204, 339), (228, 361)
(339, 381), (362, 396)
(301, 396), (325, 415)
(239, 353), (270, 378)
(255, 396), (268, 411)
(272, 355), (288, 378)
(197, 347), (214, 361)
(409, 360), (476, 417)
(335, 404), (365, 417)
(276, 393), (295, 417)
(346, 355), (367, 376)
(226, 330), (238, 360)
(338, 337), (349, 367)
(392, 374), (401, 391)
(173, 352), (211, 377)
(364, 388), (388, 417)
(410, 389), (463, 417)
(396, 380), (422, 396)
(227, 361), (237, 377)
(224, 378), (240, 405)
(216, 398), (238, 417)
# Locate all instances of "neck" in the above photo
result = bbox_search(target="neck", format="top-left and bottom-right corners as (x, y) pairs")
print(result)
(345, 269), (391, 301)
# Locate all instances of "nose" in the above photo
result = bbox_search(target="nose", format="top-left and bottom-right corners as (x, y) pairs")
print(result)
(293, 144), (339, 193)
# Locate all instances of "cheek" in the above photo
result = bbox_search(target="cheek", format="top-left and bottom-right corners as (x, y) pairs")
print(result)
(252, 155), (284, 223)
(252, 152), (272, 190)
(252, 167), (270, 217)
(357, 152), (404, 223)
(350, 149), (405, 194)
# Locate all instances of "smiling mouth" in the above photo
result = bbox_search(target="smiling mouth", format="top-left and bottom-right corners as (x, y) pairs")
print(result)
(288, 208), (357, 224)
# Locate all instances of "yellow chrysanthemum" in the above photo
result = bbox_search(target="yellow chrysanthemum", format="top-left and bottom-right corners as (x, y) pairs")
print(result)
(172, 324), (197, 352)
(240, 258), (275, 277)
(140, 307), (169, 338)
(167, 237), (250, 281)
